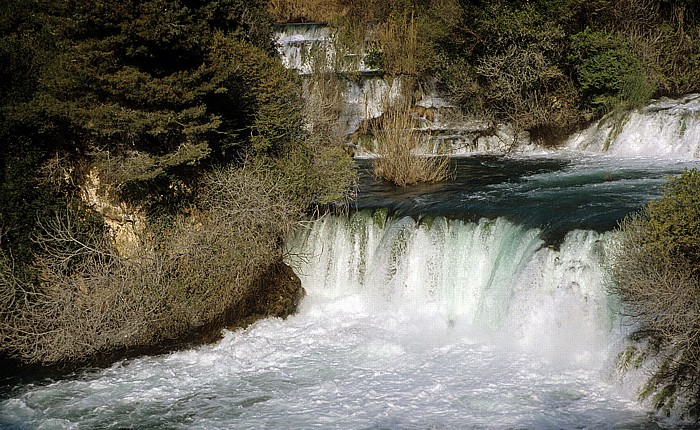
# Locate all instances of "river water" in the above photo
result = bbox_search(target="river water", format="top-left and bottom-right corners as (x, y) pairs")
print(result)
(1, 154), (698, 429)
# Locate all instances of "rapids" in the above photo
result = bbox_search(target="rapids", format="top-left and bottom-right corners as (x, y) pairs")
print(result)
(2, 154), (698, 429)
(1, 22), (699, 430)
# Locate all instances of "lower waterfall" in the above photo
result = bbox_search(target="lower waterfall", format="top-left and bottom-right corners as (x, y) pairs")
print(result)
(2, 155), (693, 429)
(286, 212), (618, 365)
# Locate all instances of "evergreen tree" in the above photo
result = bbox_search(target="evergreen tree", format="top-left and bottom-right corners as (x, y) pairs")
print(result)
(1, 0), (305, 256)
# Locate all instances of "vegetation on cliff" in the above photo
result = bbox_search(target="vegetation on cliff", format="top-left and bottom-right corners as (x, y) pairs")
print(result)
(611, 169), (700, 419)
(0, 0), (355, 366)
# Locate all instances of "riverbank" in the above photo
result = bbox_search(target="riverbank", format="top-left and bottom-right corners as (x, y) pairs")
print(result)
(0, 261), (304, 392)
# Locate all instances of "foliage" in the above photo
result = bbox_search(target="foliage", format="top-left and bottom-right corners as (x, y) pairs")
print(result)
(0, 162), (308, 365)
(1, 0), (291, 193)
(610, 169), (700, 418)
(268, 0), (346, 23)
(0, 0), (357, 366)
(0, 0), (329, 254)
(645, 169), (700, 267)
(569, 28), (655, 114)
(275, 145), (357, 206)
(433, 1), (581, 136)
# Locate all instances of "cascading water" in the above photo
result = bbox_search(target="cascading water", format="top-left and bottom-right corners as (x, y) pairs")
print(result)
(286, 212), (616, 364)
(2, 155), (695, 429)
(1, 20), (699, 430)
(565, 94), (700, 158)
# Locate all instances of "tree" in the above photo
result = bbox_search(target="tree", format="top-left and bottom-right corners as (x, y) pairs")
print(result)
(433, 0), (581, 139)
(2, 0), (301, 199)
(0, 0), (356, 366)
(569, 28), (655, 114)
(0, 0), (311, 258)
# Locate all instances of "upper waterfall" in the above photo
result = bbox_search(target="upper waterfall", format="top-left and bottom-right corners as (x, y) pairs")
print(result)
(275, 23), (376, 75)
(277, 24), (700, 159)
(563, 94), (700, 158)
(275, 23), (527, 154)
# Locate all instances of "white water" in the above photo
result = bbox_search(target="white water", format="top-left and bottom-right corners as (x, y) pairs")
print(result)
(276, 24), (375, 75)
(1, 212), (676, 429)
(277, 24), (700, 159)
(287, 213), (618, 362)
(565, 94), (700, 158)
(276, 24), (333, 74)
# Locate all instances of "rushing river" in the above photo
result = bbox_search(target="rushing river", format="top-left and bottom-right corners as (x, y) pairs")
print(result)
(1, 154), (699, 429)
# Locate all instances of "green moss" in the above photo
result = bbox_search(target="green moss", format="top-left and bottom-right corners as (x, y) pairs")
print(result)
(616, 344), (646, 372)
(602, 112), (630, 152)
(372, 208), (389, 228)
(679, 113), (689, 137)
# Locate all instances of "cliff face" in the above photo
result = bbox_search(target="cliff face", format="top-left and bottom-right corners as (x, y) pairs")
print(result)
(276, 23), (531, 156)
(233, 261), (306, 328)
(81, 169), (145, 258)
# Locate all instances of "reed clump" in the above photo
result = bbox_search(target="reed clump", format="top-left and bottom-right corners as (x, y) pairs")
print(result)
(372, 107), (450, 187)
(377, 9), (418, 76)
(268, 0), (345, 23)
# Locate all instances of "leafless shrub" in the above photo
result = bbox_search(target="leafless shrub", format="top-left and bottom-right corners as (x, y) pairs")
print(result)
(268, 0), (345, 22)
(0, 164), (305, 365)
(378, 9), (418, 76)
(608, 0), (661, 35)
(302, 71), (348, 146)
(372, 107), (450, 187)
(476, 46), (579, 132)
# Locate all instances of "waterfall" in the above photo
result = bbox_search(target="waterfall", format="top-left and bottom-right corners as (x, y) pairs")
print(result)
(563, 94), (700, 158)
(275, 23), (334, 74)
(286, 211), (619, 365)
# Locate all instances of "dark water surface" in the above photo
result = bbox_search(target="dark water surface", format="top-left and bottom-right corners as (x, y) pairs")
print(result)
(354, 155), (698, 243)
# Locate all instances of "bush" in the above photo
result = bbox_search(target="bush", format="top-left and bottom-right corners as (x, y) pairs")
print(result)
(569, 28), (656, 114)
(0, 162), (309, 365)
(610, 169), (700, 418)
(434, 1), (581, 134)
(268, 0), (345, 22)
(372, 107), (450, 187)
(377, 8), (419, 76)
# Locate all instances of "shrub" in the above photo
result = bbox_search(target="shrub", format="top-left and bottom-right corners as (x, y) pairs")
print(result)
(0, 162), (309, 365)
(268, 0), (345, 22)
(610, 169), (700, 418)
(434, 1), (581, 134)
(569, 28), (656, 114)
(377, 8), (419, 76)
(301, 69), (347, 147)
(275, 145), (357, 206)
(372, 107), (450, 187)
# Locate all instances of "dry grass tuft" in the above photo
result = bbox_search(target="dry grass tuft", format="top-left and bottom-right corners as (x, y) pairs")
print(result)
(372, 108), (450, 187)
(268, 0), (345, 23)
